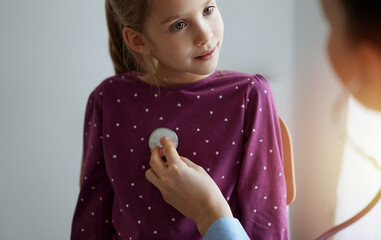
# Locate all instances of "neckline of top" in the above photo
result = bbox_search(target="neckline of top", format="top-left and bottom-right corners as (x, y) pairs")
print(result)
(125, 71), (224, 91)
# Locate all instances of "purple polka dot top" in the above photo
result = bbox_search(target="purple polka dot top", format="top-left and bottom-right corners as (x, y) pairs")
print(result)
(71, 70), (289, 239)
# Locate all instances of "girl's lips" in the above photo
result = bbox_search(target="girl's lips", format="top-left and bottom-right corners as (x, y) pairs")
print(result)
(195, 47), (216, 60)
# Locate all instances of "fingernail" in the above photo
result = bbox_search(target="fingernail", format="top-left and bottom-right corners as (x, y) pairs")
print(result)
(160, 137), (167, 144)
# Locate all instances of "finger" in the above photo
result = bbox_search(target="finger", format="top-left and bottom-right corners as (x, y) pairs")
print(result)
(149, 146), (166, 175)
(145, 168), (161, 188)
(160, 137), (183, 165)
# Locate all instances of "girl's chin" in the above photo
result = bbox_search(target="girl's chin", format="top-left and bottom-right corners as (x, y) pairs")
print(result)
(193, 63), (219, 76)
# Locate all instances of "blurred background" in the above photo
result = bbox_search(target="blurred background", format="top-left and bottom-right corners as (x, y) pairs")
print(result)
(1, 0), (380, 239)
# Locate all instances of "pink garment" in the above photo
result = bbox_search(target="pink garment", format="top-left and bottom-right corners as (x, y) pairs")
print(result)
(71, 70), (288, 239)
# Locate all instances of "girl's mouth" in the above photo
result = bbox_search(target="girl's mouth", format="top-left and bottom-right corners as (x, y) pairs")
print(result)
(195, 47), (217, 61)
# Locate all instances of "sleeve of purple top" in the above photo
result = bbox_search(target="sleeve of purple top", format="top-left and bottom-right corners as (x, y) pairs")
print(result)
(238, 75), (289, 239)
(71, 87), (115, 240)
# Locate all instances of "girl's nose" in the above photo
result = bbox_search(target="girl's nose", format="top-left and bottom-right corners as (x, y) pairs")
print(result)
(194, 24), (212, 46)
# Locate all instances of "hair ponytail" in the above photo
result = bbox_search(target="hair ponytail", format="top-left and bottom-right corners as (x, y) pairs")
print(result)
(106, 1), (128, 74)
(105, 0), (154, 75)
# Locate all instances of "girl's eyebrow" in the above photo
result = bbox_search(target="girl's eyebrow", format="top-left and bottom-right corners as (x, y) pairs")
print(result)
(161, 15), (181, 25)
(160, 0), (215, 25)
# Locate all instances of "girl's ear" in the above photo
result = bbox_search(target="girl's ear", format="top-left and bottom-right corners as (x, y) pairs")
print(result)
(122, 27), (151, 55)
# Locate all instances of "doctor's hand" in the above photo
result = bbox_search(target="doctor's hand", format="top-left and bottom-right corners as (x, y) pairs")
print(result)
(145, 137), (233, 236)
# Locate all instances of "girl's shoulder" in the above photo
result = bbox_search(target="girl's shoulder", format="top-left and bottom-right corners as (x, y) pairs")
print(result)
(85, 71), (144, 103)
(98, 71), (140, 89)
(213, 70), (271, 91)
(90, 71), (149, 95)
(215, 70), (268, 83)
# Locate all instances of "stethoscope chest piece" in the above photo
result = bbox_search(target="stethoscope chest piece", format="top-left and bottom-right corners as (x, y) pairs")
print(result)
(148, 127), (178, 152)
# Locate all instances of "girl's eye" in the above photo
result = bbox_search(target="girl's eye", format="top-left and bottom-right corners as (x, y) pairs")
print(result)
(203, 6), (215, 16)
(170, 21), (187, 31)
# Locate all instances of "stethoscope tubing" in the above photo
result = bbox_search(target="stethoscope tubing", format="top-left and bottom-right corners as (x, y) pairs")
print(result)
(316, 186), (381, 240)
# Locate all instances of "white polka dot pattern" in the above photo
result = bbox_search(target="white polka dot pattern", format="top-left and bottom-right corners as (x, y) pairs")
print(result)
(71, 71), (288, 239)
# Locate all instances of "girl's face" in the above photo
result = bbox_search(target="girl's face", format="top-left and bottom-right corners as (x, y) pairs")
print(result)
(142, 0), (224, 83)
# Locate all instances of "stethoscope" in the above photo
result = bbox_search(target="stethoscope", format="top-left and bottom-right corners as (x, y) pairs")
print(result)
(316, 187), (381, 240)
(148, 128), (381, 239)
(148, 127), (178, 152)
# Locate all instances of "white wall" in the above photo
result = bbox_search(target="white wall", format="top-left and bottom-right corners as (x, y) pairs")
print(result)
(0, 1), (113, 239)
(0, 0), (343, 239)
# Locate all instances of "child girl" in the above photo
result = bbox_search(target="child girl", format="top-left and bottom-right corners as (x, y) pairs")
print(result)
(71, 0), (288, 239)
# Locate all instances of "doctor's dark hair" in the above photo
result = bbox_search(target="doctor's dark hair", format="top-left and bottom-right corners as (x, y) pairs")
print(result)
(106, 0), (154, 74)
(340, 0), (381, 48)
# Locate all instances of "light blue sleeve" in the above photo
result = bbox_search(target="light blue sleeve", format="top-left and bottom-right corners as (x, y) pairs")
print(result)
(203, 217), (250, 240)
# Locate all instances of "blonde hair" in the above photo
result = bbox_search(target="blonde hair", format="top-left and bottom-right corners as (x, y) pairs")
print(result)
(106, 0), (155, 75)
